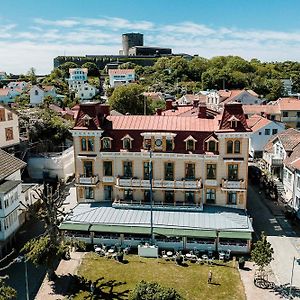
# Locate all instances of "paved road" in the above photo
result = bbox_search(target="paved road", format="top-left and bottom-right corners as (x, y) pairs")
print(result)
(247, 184), (300, 299)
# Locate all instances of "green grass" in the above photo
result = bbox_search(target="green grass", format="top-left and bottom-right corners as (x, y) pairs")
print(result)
(73, 253), (245, 300)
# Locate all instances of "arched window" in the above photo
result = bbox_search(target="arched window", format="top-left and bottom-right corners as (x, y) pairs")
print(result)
(234, 140), (240, 153)
(208, 141), (216, 152)
(227, 140), (233, 154)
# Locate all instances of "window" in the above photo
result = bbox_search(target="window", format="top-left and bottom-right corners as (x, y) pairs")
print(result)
(102, 138), (111, 150)
(259, 132), (262, 135)
(227, 192), (237, 204)
(124, 189), (133, 201)
(5, 127), (13, 141)
(165, 191), (174, 203)
(228, 164), (239, 181)
(81, 137), (94, 151)
(272, 129), (278, 135)
(144, 190), (151, 203)
(185, 191), (195, 204)
(185, 163), (195, 180)
(270, 115), (275, 120)
(143, 161), (151, 180)
(296, 196), (300, 209)
(85, 187), (94, 199)
(227, 140), (233, 153)
(283, 111), (288, 117)
(297, 122), (300, 128)
(207, 164), (217, 179)
(297, 176), (300, 189)
(104, 185), (112, 201)
(0, 109), (5, 121)
(234, 140), (240, 153)
(186, 140), (195, 151)
(164, 162), (174, 180)
(83, 161), (93, 177)
(103, 161), (112, 176)
(123, 138), (131, 150)
(35, 90), (39, 95)
(7, 112), (13, 120)
(206, 188), (216, 204)
(265, 129), (270, 135)
(144, 138), (151, 149)
(166, 139), (173, 151)
(208, 141), (216, 152)
(123, 161), (133, 178)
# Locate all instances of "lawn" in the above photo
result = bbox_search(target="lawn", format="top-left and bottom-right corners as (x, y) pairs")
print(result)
(72, 253), (246, 300)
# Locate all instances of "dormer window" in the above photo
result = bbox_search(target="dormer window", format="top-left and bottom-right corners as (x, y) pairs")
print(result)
(228, 115), (239, 129)
(208, 141), (216, 152)
(102, 137), (112, 150)
(204, 136), (219, 153)
(82, 114), (92, 127)
(184, 135), (197, 152)
(121, 134), (134, 150)
(144, 138), (152, 150)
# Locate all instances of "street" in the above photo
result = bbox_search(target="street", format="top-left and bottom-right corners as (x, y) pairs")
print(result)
(247, 183), (300, 298)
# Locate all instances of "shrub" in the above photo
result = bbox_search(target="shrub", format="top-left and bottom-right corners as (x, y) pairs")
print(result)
(129, 280), (183, 300)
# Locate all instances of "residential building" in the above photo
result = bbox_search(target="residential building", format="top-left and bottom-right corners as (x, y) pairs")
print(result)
(0, 88), (14, 104)
(281, 79), (293, 96)
(74, 82), (98, 101)
(0, 72), (7, 81)
(247, 114), (285, 158)
(108, 69), (135, 87)
(0, 105), (20, 150)
(244, 97), (300, 129)
(7, 81), (28, 91)
(0, 149), (26, 256)
(60, 101), (253, 253)
(29, 85), (56, 106)
(68, 68), (88, 84)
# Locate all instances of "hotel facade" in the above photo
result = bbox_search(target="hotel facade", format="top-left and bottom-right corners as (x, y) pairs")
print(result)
(61, 101), (253, 253)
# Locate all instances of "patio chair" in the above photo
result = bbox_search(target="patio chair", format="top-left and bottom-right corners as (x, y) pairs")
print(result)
(196, 258), (203, 264)
(225, 250), (231, 260)
(219, 252), (225, 261)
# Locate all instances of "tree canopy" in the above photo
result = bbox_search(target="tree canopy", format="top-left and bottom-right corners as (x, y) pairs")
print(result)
(0, 279), (17, 300)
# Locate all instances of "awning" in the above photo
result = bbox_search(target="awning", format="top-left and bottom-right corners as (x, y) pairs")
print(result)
(154, 228), (217, 238)
(59, 223), (91, 231)
(90, 224), (150, 235)
(219, 231), (252, 240)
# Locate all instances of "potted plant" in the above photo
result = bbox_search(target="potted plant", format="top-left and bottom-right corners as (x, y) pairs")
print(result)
(238, 256), (245, 269)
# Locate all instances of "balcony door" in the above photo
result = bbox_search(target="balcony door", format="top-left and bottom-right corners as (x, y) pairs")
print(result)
(165, 162), (174, 181)
(83, 161), (93, 177)
(228, 164), (238, 181)
(104, 185), (113, 201)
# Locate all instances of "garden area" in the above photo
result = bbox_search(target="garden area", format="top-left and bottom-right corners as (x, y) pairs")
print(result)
(69, 253), (246, 300)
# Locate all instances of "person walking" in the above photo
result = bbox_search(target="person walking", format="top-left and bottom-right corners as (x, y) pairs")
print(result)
(208, 270), (212, 284)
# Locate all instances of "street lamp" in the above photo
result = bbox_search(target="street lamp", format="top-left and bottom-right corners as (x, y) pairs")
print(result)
(289, 256), (300, 299)
(147, 143), (154, 244)
(15, 256), (29, 300)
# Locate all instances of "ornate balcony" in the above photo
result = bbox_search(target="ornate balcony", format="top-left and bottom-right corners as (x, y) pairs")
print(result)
(76, 174), (99, 185)
(271, 157), (283, 166)
(221, 179), (245, 190)
(115, 177), (202, 190)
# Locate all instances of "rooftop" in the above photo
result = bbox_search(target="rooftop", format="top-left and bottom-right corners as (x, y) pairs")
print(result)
(246, 114), (273, 132)
(0, 180), (21, 194)
(108, 69), (135, 75)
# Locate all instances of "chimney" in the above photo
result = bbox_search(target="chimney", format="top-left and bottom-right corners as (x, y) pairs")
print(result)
(193, 99), (199, 108)
(99, 104), (110, 117)
(198, 101), (207, 118)
(165, 99), (173, 110)
(156, 108), (162, 115)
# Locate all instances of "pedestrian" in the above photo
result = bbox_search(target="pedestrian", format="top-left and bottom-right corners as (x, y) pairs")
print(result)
(208, 270), (212, 284)
(90, 281), (95, 297)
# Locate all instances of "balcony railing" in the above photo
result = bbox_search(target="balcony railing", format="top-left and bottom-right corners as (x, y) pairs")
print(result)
(76, 174), (99, 185)
(221, 179), (245, 190)
(113, 198), (203, 211)
(116, 177), (202, 190)
(271, 157), (283, 166)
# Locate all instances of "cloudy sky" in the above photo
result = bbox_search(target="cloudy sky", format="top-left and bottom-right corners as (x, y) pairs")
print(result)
(1, 0), (300, 74)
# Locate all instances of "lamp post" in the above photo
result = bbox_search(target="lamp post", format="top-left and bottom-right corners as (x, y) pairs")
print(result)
(16, 256), (29, 300)
(147, 144), (154, 244)
(289, 256), (300, 299)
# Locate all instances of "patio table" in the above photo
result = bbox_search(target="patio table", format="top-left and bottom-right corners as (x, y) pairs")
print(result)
(167, 251), (173, 257)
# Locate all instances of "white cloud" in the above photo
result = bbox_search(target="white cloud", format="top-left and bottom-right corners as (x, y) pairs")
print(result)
(2, 16), (300, 74)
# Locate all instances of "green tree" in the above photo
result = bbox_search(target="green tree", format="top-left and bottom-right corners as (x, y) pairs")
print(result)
(188, 57), (209, 81)
(251, 232), (274, 273)
(0, 278), (17, 300)
(27, 67), (37, 85)
(129, 281), (183, 300)
(58, 62), (79, 78)
(82, 62), (99, 76)
(119, 62), (137, 69)
(109, 83), (146, 115)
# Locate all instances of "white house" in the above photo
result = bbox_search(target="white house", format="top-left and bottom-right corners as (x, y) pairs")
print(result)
(247, 114), (285, 158)
(30, 85), (56, 106)
(7, 81), (28, 91)
(0, 149), (26, 256)
(0, 105), (20, 149)
(74, 83), (98, 101)
(108, 69), (135, 87)
(291, 164), (300, 219)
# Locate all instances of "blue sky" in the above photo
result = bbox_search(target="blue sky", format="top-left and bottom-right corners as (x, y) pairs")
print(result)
(1, 0), (300, 74)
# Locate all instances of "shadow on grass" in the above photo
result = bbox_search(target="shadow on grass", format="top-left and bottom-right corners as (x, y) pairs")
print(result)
(51, 273), (130, 299)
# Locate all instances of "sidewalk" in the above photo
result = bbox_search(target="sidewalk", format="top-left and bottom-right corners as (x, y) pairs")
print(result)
(239, 262), (283, 300)
(35, 251), (85, 300)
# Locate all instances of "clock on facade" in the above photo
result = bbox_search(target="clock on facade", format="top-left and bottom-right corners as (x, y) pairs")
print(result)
(155, 139), (162, 147)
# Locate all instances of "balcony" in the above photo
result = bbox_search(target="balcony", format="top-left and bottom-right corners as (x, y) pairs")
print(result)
(115, 177), (202, 190)
(221, 179), (246, 190)
(76, 174), (99, 185)
(271, 157), (283, 166)
(112, 198), (203, 211)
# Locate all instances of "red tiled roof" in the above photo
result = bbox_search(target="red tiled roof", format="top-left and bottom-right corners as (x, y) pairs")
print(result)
(246, 114), (272, 132)
(108, 69), (135, 75)
(163, 106), (194, 116)
(277, 98), (300, 110)
(242, 104), (280, 115)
